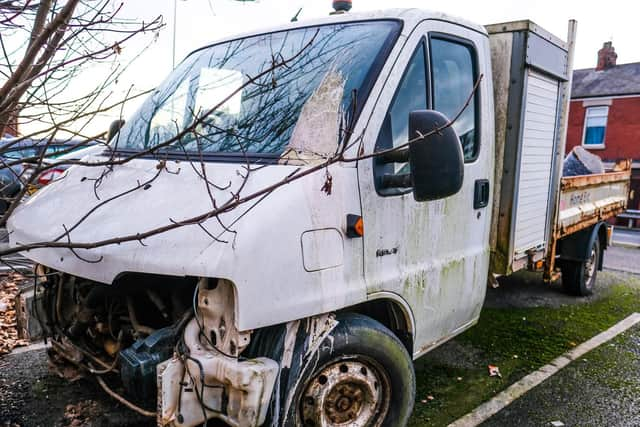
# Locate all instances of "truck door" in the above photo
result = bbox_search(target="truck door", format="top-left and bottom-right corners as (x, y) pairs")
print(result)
(358, 21), (494, 357)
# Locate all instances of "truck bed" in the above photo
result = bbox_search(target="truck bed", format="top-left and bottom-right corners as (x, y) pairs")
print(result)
(556, 160), (632, 238)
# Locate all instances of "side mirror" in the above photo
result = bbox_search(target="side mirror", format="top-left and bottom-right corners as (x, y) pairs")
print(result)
(408, 110), (464, 202)
(107, 119), (125, 142)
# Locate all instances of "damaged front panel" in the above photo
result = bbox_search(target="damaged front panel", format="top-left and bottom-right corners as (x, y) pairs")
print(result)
(158, 321), (278, 427)
(158, 278), (278, 427)
(35, 269), (280, 427)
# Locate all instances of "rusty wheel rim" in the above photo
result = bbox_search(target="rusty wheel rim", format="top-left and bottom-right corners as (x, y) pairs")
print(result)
(300, 359), (390, 427)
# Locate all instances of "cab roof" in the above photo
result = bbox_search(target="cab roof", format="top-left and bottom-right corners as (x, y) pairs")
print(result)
(190, 8), (487, 56)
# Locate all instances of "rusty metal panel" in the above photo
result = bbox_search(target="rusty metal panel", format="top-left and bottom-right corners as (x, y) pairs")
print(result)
(488, 31), (513, 272)
(556, 165), (631, 238)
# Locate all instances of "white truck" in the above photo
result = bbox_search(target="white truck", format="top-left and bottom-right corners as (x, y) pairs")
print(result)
(9, 7), (631, 427)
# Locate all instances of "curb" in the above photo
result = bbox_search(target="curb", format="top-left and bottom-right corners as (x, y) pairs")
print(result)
(604, 267), (640, 275)
(447, 312), (640, 427)
(611, 241), (640, 249)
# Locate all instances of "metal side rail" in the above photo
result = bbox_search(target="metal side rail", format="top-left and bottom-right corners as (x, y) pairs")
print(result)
(617, 209), (640, 229)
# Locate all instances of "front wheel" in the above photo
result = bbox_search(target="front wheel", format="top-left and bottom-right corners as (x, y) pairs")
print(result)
(286, 313), (415, 427)
(561, 238), (600, 296)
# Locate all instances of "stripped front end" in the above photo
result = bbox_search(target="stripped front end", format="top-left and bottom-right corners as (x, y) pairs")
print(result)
(34, 266), (277, 427)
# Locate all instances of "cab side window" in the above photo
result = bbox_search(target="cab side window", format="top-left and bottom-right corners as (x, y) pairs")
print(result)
(430, 37), (479, 162)
(374, 42), (428, 195)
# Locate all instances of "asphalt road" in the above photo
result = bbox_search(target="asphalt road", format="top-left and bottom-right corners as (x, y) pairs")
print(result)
(612, 227), (640, 247)
(481, 325), (640, 427)
(604, 245), (640, 274)
(0, 348), (154, 427)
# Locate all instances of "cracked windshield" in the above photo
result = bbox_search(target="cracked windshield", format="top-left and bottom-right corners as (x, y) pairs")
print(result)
(117, 21), (400, 156)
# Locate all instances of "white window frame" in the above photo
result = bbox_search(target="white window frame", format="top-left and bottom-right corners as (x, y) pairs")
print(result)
(581, 105), (609, 149)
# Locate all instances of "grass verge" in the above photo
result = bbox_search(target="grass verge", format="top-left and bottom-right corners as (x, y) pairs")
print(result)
(408, 272), (640, 426)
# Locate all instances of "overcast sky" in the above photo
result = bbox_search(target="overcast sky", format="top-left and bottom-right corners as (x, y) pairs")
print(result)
(132, 0), (639, 70)
(54, 0), (640, 134)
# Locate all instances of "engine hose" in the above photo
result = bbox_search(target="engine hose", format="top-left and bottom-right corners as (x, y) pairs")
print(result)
(96, 375), (156, 418)
(55, 274), (65, 326)
(51, 332), (120, 374)
(126, 296), (155, 336)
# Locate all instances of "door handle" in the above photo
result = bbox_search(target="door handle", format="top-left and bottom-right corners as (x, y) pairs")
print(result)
(474, 179), (490, 209)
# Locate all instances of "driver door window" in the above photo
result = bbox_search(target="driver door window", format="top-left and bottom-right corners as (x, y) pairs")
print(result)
(374, 42), (428, 195)
(430, 37), (479, 162)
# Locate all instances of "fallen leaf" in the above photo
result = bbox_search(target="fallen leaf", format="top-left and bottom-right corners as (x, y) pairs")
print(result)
(488, 365), (502, 378)
(0, 273), (30, 355)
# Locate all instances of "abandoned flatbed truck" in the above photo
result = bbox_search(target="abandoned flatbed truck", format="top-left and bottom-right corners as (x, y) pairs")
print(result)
(7, 7), (631, 427)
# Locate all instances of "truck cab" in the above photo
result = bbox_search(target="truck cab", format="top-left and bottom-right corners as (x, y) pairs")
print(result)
(7, 8), (630, 427)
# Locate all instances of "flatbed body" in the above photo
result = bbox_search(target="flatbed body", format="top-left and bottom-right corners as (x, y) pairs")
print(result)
(556, 162), (631, 238)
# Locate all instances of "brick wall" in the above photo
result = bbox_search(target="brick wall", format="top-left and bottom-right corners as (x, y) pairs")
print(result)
(567, 96), (640, 225)
(566, 97), (640, 161)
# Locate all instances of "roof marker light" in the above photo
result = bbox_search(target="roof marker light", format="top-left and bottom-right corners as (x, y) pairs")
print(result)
(332, 0), (352, 14)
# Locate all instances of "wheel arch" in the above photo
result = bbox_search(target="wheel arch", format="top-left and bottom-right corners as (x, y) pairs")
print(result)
(557, 222), (608, 270)
(339, 292), (415, 355)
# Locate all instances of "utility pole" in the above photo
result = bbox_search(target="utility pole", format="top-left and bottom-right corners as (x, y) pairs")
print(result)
(172, 0), (178, 69)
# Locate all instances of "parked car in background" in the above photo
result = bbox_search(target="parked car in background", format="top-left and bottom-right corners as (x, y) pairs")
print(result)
(26, 142), (106, 191)
(0, 137), (100, 214)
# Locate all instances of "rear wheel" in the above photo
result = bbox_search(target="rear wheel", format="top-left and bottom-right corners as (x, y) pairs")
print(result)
(561, 238), (600, 296)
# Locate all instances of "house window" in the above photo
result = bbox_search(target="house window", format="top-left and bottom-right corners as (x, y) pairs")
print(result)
(583, 106), (609, 148)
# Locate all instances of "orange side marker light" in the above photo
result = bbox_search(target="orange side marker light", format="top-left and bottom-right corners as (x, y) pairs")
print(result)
(346, 214), (364, 238)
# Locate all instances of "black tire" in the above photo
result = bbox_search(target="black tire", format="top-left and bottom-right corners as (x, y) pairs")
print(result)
(0, 199), (8, 216)
(286, 313), (415, 427)
(561, 238), (600, 296)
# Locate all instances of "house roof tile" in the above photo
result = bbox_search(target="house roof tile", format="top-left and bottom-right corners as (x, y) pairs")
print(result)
(572, 62), (640, 98)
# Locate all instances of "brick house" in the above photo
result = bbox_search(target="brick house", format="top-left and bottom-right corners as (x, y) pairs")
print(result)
(566, 42), (640, 224)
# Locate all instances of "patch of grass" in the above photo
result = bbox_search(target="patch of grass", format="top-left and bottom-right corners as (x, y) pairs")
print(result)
(409, 280), (640, 427)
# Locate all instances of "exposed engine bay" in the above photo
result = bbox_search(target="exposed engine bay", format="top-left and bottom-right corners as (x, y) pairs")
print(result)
(33, 265), (278, 427)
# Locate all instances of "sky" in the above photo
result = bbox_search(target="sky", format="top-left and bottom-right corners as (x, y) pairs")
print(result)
(35, 0), (640, 135)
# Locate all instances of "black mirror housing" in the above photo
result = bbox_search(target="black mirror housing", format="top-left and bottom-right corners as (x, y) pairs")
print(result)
(107, 119), (126, 142)
(408, 110), (464, 202)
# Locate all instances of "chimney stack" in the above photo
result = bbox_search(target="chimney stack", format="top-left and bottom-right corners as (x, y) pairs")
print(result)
(596, 41), (617, 71)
